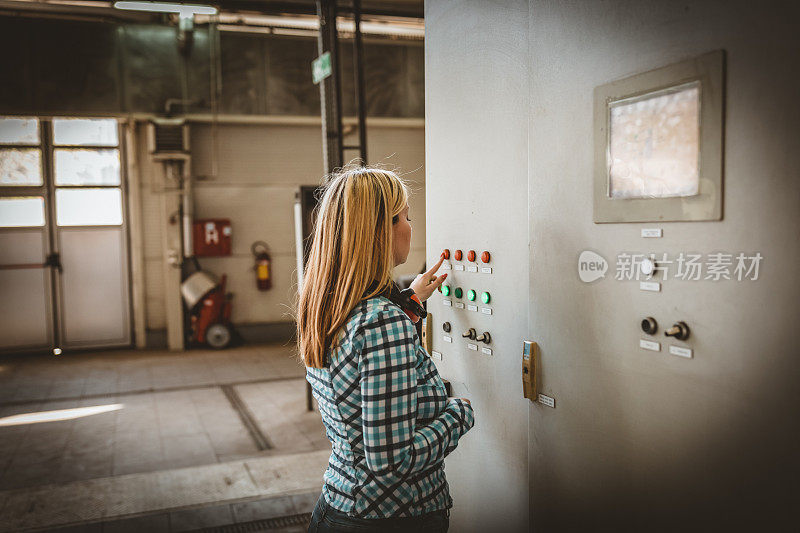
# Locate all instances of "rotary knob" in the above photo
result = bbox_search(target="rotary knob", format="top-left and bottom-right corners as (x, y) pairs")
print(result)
(461, 328), (477, 340)
(641, 317), (658, 335)
(442, 322), (451, 333)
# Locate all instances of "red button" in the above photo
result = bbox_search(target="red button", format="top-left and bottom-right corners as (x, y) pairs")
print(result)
(481, 251), (491, 263)
(467, 250), (476, 262)
(442, 249), (450, 260)
(454, 249), (463, 261)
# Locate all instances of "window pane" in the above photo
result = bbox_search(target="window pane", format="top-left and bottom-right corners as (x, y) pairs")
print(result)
(56, 188), (122, 226)
(608, 83), (700, 199)
(55, 149), (120, 186)
(0, 118), (40, 145)
(53, 118), (118, 146)
(0, 148), (43, 186)
(0, 197), (45, 227)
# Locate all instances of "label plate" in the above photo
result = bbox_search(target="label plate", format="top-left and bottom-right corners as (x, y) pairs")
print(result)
(467, 304), (478, 312)
(481, 307), (493, 315)
(639, 339), (661, 351)
(640, 281), (661, 292)
(443, 335), (452, 343)
(443, 299), (452, 307)
(431, 350), (442, 361)
(467, 343), (478, 351)
(669, 345), (693, 358)
(538, 394), (555, 408)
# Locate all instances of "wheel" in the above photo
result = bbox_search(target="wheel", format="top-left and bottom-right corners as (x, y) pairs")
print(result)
(206, 323), (232, 349)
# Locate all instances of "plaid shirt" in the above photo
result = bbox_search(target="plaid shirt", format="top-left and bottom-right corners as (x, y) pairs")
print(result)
(306, 296), (474, 518)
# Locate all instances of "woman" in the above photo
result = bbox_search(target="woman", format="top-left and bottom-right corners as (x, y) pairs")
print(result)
(298, 166), (475, 532)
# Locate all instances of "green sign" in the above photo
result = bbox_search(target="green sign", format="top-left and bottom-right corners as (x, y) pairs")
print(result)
(312, 52), (332, 84)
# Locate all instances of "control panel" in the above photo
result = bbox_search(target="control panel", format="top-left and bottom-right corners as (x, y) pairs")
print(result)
(430, 248), (495, 361)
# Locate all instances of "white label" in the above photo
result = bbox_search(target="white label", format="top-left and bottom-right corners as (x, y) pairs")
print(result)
(669, 345), (693, 359)
(466, 265), (478, 272)
(431, 350), (442, 361)
(481, 267), (492, 274)
(443, 299), (452, 307)
(639, 339), (661, 351)
(454, 264), (465, 271)
(443, 263), (452, 270)
(455, 302), (465, 309)
(481, 307), (493, 315)
(481, 347), (493, 356)
(640, 281), (661, 292)
(443, 335), (452, 343)
(538, 394), (555, 408)
(467, 343), (478, 351)
(467, 304), (478, 312)
(641, 228), (663, 238)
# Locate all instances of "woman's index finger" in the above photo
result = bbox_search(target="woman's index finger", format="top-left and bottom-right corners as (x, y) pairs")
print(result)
(429, 254), (446, 274)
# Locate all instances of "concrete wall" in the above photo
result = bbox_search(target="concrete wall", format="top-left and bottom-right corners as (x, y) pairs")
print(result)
(425, 1), (530, 531)
(138, 121), (426, 339)
(528, 1), (799, 530)
(426, 0), (799, 531)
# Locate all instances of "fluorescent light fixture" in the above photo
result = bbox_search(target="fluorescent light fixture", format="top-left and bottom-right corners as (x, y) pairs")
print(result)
(114, 1), (217, 18)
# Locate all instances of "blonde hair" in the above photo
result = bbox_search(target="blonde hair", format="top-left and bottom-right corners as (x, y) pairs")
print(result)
(297, 166), (409, 368)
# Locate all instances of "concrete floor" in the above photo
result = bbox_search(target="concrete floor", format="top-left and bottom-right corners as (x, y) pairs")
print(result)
(0, 344), (330, 532)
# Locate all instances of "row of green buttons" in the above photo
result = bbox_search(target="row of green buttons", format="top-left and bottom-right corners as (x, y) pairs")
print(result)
(440, 285), (491, 304)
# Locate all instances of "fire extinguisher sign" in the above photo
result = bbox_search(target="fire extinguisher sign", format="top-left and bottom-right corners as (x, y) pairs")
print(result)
(193, 219), (232, 256)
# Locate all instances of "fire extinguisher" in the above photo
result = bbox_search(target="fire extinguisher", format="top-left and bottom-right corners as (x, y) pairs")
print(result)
(251, 241), (272, 291)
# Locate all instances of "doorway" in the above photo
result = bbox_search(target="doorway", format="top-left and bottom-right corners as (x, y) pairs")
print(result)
(0, 116), (131, 353)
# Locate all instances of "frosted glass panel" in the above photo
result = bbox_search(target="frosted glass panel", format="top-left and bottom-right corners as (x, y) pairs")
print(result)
(53, 118), (118, 146)
(608, 83), (700, 199)
(0, 117), (39, 144)
(0, 197), (45, 227)
(55, 149), (121, 185)
(56, 188), (122, 226)
(0, 148), (43, 186)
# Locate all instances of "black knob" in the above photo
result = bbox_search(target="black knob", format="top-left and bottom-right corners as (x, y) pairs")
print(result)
(461, 328), (476, 340)
(475, 332), (491, 344)
(641, 317), (658, 335)
(442, 322), (451, 333)
(664, 321), (690, 341)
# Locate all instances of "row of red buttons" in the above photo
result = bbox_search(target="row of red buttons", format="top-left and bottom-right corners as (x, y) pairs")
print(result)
(441, 249), (491, 263)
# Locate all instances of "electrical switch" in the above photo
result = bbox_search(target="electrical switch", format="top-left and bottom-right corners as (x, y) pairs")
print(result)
(481, 251), (491, 263)
(441, 284), (451, 296)
(454, 249), (463, 261)
(475, 331), (491, 344)
(467, 250), (476, 262)
(462, 328), (477, 340)
(442, 249), (450, 260)
(467, 289), (476, 301)
(664, 321), (690, 341)
(481, 291), (491, 304)
(454, 287), (463, 299)
(442, 322), (451, 333)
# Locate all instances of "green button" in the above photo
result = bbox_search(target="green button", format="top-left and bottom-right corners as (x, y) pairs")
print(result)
(454, 287), (463, 299)
(467, 289), (476, 301)
(481, 291), (491, 304)
(441, 284), (450, 296)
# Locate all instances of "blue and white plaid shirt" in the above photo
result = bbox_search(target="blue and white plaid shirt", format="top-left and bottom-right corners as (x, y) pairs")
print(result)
(306, 296), (475, 518)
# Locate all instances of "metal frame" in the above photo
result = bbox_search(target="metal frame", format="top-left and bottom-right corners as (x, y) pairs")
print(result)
(593, 50), (725, 223)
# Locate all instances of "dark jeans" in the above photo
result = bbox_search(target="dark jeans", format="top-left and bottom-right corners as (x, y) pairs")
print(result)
(307, 494), (449, 533)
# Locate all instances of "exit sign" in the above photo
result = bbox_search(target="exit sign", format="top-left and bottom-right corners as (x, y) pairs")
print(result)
(312, 52), (332, 84)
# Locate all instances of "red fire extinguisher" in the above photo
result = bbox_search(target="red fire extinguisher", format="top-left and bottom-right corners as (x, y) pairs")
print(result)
(251, 241), (272, 291)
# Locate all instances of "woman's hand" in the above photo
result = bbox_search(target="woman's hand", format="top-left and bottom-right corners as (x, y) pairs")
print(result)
(410, 255), (448, 302)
